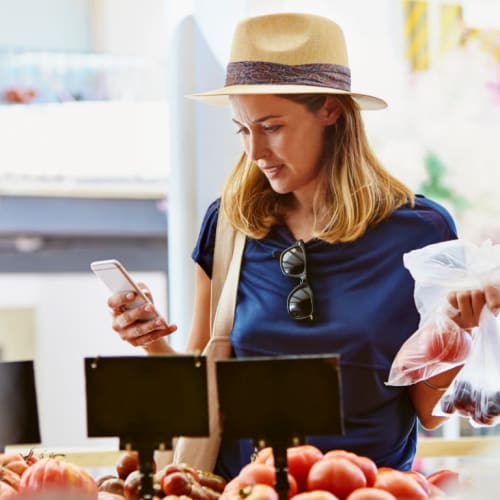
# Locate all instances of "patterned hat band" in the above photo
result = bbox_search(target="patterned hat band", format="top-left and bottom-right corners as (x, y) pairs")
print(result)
(225, 61), (351, 91)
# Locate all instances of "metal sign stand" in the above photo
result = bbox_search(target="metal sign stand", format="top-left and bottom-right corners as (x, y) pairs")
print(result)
(216, 354), (344, 500)
(85, 355), (209, 499)
(0, 360), (41, 452)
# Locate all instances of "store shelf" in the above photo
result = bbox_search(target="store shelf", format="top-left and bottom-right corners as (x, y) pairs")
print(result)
(416, 435), (500, 458)
(7, 436), (500, 469)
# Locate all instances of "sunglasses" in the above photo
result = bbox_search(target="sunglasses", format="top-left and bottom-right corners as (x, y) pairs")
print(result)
(279, 240), (315, 321)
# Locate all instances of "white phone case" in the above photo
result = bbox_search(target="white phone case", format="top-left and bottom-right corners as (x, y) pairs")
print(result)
(90, 259), (158, 318)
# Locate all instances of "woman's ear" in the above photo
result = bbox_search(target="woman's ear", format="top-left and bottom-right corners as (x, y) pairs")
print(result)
(322, 96), (342, 125)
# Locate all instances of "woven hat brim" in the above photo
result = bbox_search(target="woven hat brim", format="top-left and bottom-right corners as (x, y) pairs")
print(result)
(187, 84), (387, 110)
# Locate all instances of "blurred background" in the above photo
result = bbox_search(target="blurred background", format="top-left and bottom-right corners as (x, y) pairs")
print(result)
(0, 0), (499, 463)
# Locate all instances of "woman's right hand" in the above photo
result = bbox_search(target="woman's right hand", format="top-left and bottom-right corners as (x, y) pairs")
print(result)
(108, 284), (177, 349)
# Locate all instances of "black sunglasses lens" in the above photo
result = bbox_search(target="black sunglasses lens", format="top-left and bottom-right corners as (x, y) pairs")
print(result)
(281, 245), (305, 277)
(287, 283), (314, 320)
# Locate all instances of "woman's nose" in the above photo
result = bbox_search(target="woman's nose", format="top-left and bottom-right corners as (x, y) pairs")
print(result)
(246, 133), (267, 162)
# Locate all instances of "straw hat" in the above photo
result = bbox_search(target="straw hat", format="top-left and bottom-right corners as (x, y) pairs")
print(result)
(190, 12), (387, 110)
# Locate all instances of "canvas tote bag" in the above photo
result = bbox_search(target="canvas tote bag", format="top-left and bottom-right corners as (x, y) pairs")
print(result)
(172, 209), (246, 472)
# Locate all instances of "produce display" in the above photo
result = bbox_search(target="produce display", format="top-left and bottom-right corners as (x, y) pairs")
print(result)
(0, 447), (464, 499)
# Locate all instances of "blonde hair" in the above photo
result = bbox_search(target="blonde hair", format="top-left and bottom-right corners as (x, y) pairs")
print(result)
(221, 95), (414, 243)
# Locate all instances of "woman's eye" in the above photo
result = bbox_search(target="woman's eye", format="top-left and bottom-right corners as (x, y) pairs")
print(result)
(235, 127), (247, 135)
(263, 125), (281, 132)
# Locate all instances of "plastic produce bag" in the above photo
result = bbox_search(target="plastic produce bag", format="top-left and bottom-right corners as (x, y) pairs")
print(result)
(434, 307), (500, 427)
(386, 239), (500, 386)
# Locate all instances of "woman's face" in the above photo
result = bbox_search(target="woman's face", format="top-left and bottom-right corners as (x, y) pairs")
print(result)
(230, 94), (340, 199)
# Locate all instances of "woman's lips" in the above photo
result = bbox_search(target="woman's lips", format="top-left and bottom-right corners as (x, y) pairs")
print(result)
(262, 164), (284, 179)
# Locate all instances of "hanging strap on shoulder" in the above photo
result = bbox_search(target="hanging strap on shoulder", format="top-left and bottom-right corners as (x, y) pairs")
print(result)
(209, 206), (245, 338)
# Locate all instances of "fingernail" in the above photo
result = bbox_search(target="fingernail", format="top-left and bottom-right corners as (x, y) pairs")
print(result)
(144, 304), (153, 312)
(155, 319), (163, 327)
(126, 292), (135, 300)
(117, 317), (127, 328)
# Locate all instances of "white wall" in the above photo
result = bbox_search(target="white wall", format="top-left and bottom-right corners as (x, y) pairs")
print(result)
(0, 272), (167, 448)
(0, 0), (91, 51)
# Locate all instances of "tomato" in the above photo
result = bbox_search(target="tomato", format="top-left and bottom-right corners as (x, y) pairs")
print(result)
(404, 470), (431, 496)
(323, 451), (377, 487)
(426, 469), (460, 495)
(0, 453), (24, 467)
(19, 457), (98, 498)
(374, 469), (427, 499)
(243, 484), (279, 500)
(221, 476), (243, 495)
(23, 450), (38, 467)
(96, 474), (119, 489)
(4, 460), (29, 477)
(346, 487), (396, 499)
(400, 365), (426, 383)
(116, 451), (140, 480)
(99, 477), (125, 496)
(0, 480), (17, 498)
(123, 469), (142, 500)
(285, 445), (324, 492)
(428, 482), (447, 497)
(197, 469), (227, 493)
(239, 463), (278, 487)
(425, 322), (471, 363)
(158, 463), (200, 485)
(292, 490), (339, 500)
(238, 463), (298, 498)
(254, 447), (274, 464)
(97, 493), (126, 500)
(307, 457), (366, 499)
(0, 467), (21, 491)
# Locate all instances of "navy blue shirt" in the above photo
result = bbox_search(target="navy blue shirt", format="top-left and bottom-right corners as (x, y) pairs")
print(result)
(192, 195), (457, 480)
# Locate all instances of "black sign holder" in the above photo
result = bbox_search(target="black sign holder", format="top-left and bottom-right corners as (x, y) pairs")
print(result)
(0, 360), (41, 452)
(216, 354), (344, 500)
(85, 355), (209, 499)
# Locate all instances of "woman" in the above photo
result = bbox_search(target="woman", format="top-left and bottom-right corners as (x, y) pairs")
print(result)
(107, 13), (499, 479)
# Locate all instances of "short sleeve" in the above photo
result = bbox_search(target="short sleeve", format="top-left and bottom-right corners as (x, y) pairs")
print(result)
(414, 194), (458, 240)
(191, 198), (221, 279)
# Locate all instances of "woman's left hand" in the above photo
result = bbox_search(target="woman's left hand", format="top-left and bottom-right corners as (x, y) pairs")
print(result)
(448, 284), (500, 330)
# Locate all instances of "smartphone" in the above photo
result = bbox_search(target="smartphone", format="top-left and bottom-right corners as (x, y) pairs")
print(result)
(90, 259), (159, 319)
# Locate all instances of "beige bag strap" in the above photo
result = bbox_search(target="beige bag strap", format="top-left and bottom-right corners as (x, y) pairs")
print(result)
(170, 207), (244, 472)
(209, 206), (245, 338)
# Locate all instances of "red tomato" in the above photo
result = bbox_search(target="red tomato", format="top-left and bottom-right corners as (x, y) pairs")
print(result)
(0, 467), (21, 491)
(425, 323), (471, 363)
(286, 445), (324, 492)
(0, 480), (17, 498)
(426, 469), (460, 495)
(23, 450), (38, 467)
(254, 447), (274, 464)
(97, 493), (125, 500)
(428, 482), (447, 497)
(197, 469), (227, 493)
(19, 457), (98, 497)
(323, 451), (377, 487)
(222, 476), (243, 494)
(374, 469), (427, 499)
(244, 483), (279, 500)
(157, 462), (200, 485)
(0, 453), (24, 467)
(404, 470), (431, 496)
(400, 365), (426, 383)
(99, 477), (125, 496)
(238, 463), (298, 498)
(123, 469), (142, 500)
(292, 490), (339, 500)
(4, 460), (29, 477)
(307, 457), (366, 499)
(115, 451), (140, 480)
(239, 463), (276, 487)
(346, 487), (396, 499)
